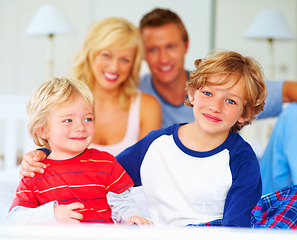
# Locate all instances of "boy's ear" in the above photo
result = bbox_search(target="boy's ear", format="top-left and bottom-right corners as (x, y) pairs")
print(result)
(188, 89), (195, 105)
(238, 106), (252, 123)
(35, 126), (48, 140)
(237, 116), (246, 124)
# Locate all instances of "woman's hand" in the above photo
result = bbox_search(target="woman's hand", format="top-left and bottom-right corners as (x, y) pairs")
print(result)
(20, 150), (47, 178)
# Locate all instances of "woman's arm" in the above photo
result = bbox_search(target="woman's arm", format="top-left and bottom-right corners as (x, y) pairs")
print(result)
(139, 92), (162, 139)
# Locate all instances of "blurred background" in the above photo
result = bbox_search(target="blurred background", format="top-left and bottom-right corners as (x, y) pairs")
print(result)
(0, 0), (296, 166)
(1, 0), (296, 95)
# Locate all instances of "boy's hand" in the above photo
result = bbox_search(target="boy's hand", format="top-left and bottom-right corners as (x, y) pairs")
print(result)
(54, 202), (84, 223)
(127, 216), (154, 226)
(20, 150), (47, 178)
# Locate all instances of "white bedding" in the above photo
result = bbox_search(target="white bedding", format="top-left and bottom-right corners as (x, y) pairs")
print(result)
(0, 166), (20, 221)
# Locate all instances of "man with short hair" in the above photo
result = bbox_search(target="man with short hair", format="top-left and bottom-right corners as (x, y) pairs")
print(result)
(139, 8), (297, 128)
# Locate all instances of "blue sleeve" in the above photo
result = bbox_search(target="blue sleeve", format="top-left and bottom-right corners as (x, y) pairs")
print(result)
(116, 142), (144, 187)
(223, 153), (262, 227)
(260, 102), (297, 195)
(37, 148), (51, 156)
(116, 126), (175, 187)
(257, 80), (284, 119)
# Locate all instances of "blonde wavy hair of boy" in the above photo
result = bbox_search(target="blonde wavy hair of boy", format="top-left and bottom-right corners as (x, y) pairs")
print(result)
(27, 77), (94, 149)
(71, 17), (143, 110)
(185, 50), (267, 132)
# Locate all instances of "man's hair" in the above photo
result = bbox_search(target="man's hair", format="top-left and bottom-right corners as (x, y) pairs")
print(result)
(27, 77), (94, 149)
(139, 8), (189, 43)
(185, 50), (267, 132)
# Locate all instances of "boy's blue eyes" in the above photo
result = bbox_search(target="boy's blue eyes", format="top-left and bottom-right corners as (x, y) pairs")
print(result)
(226, 99), (235, 104)
(85, 118), (93, 122)
(202, 91), (236, 105)
(63, 118), (93, 123)
(203, 91), (212, 96)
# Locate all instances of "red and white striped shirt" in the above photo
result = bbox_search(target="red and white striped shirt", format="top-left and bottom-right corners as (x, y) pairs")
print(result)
(10, 148), (134, 223)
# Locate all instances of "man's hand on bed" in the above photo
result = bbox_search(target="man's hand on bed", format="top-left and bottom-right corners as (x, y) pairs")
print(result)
(20, 150), (47, 178)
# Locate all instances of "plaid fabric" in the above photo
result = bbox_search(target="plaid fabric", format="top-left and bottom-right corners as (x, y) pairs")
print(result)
(251, 185), (297, 229)
(188, 185), (297, 229)
(187, 219), (223, 227)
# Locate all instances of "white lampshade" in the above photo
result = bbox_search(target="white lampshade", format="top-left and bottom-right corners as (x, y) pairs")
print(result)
(25, 4), (74, 36)
(244, 9), (295, 40)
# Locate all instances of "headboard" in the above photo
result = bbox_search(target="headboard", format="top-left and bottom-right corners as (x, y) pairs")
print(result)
(0, 95), (35, 171)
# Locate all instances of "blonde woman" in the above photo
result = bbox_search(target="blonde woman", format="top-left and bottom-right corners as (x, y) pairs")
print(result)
(21, 17), (162, 169)
(72, 17), (162, 155)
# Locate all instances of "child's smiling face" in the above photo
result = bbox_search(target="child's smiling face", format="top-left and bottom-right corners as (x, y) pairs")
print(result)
(39, 96), (95, 160)
(189, 74), (246, 136)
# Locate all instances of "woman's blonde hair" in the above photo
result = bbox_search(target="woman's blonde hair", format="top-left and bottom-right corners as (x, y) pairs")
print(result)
(185, 50), (267, 132)
(27, 77), (94, 149)
(71, 17), (143, 110)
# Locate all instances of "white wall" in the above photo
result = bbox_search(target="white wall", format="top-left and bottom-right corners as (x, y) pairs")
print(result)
(215, 0), (297, 81)
(0, 0), (296, 95)
(0, 0), (212, 95)
(0, 0), (296, 156)
(0, 0), (95, 95)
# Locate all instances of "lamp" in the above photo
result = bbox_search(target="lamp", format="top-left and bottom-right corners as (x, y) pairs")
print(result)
(244, 9), (295, 79)
(25, 4), (75, 80)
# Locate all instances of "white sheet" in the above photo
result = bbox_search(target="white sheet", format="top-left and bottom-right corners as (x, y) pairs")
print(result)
(0, 166), (20, 221)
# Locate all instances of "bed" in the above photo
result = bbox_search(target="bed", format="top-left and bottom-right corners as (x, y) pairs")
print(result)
(0, 222), (296, 240)
(0, 95), (35, 220)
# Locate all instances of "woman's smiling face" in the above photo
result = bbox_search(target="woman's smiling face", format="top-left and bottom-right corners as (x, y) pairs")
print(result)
(91, 48), (136, 91)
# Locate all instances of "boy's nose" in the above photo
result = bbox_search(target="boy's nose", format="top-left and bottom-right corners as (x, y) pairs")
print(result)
(209, 99), (222, 113)
(74, 121), (85, 132)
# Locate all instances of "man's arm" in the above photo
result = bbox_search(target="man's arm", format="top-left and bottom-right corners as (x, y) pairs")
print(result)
(282, 81), (297, 102)
(257, 80), (297, 120)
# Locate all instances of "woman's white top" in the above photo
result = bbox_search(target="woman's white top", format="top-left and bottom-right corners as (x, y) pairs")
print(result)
(90, 92), (141, 156)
